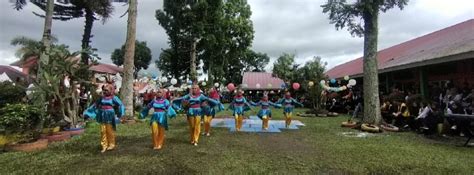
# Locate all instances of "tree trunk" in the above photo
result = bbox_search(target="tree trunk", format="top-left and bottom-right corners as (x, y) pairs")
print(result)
(38, 0), (54, 81)
(81, 7), (94, 65)
(362, 6), (382, 125)
(121, 0), (137, 119)
(190, 39), (198, 82)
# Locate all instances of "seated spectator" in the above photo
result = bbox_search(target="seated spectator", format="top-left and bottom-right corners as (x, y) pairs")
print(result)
(392, 99), (411, 129)
(381, 99), (395, 124)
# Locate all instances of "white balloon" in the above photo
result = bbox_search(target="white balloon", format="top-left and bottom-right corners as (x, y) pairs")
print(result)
(161, 77), (168, 83)
(348, 79), (357, 86)
(267, 83), (272, 88)
(320, 80), (326, 85)
(202, 82), (207, 86)
(256, 83), (261, 88)
(214, 82), (219, 87)
(171, 78), (178, 85)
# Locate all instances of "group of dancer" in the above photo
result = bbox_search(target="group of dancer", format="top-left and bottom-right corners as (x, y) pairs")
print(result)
(84, 83), (303, 152)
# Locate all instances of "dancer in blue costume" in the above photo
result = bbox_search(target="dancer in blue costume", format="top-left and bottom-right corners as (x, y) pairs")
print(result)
(250, 94), (281, 130)
(83, 84), (125, 153)
(140, 89), (176, 150)
(172, 84), (223, 146)
(228, 89), (252, 131)
(201, 87), (224, 136)
(276, 91), (304, 128)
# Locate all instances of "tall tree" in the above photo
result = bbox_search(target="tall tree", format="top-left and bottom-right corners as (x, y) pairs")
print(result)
(272, 53), (297, 83)
(322, 0), (408, 124)
(23, 0), (115, 65)
(242, 50), (270, 72)
(111, 40), (152, 78)
(121, 0), (137, 119)
(156, 48), (190, 80)
(156, 0), (254, 84)
(38, 0), (54, 83)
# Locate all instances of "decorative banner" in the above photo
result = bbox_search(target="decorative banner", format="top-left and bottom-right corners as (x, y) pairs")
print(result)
(256, 83), (261, 88)
(170, 78), (177, 85)
(308, 81), (314, 87)
(292, 83), (300, 90)
(227, 83), (235, 91)
(344, 75), (350, 81)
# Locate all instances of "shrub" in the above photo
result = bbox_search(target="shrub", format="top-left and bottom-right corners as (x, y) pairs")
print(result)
(0, 82), (26, 107)
(0, 103), (43, 135)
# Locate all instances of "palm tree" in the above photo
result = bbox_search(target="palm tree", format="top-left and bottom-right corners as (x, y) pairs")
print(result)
(121, 0), (137, 120)
(10, 36), (58, 76)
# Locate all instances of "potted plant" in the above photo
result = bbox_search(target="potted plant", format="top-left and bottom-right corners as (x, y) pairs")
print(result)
(0, 103), (49, 152)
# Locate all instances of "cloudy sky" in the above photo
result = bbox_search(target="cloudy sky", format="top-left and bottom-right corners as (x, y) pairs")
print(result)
(0, 0), (473, 75)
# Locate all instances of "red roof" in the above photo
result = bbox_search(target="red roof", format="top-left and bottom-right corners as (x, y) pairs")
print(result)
(326, 19), (474, 79)
(10, 56), (122, 74)
(0, 65), (29, 82)
(90, 63), (123, 74)
(242, 72), (284, 90)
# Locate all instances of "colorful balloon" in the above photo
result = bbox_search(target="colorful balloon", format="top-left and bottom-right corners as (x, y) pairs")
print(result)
(292, 83), (300, 90)
(330, 79), (336, 84)
(227, 83), (235, 91)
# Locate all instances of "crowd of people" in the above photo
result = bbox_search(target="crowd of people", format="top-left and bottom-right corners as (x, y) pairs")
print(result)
(323, 81), (473, 136)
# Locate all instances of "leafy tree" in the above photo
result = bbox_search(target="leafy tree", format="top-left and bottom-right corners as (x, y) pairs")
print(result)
(322, 0), (408, 124)
(156, 48), (190, 81)
(32, 44), (96, 128)
(156, 0), (255, 84)
(298, 57), (327, 110)
(272, 53), (297, 83)
(111, 40), (152, 78)
(242, 50), (270, 72)
(121, 0), (137, 119)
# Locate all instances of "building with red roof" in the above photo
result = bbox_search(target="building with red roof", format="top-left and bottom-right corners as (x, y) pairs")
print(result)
(11, 56), (123, 75)
(325, 19), (474, 97)
(241, 72), (285, 90)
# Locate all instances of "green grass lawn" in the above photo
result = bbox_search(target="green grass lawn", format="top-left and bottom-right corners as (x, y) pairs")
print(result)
(1, 107), (473, 174)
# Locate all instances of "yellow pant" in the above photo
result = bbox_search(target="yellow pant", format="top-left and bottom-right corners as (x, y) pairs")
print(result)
(262, 116), (269, 130)
(234, 115), (244, 131)
(100, 124), (115, 151)
(203, 116), (213, 134)
(187, 116), (201, 144)
(285, 112), (292, 127)
(151, 122), (165, 149)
